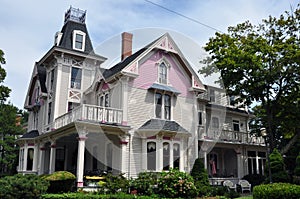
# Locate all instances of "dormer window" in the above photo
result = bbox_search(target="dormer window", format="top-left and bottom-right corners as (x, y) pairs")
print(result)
(159, 62), (168, 84)
(73, 30), (86, 51)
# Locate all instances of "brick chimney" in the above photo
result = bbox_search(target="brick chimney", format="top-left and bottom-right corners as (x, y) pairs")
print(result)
(121, 32), (133, 60)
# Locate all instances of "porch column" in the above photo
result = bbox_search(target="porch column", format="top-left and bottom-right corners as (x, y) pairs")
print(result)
(179, 137), (185, 171)
(49, 141), (56, 174)
(119, 135), (128, 174)
(38, 145), (45, 175)
(76, 135), (87, 188)
(204, 150), (208, 169)
(235, 147), (243, 178)
(23, 142), (28, 171)
(156, 136), (163, 171)
(169, 141), (173, 169)
(121, 77), (129, 125)
(141, 137), (147, 171)
(32, 144), (39, 172)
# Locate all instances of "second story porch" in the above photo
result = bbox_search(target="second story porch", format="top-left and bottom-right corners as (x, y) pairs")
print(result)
(198, 126), (265, 145)
(44, 104), (124, 133)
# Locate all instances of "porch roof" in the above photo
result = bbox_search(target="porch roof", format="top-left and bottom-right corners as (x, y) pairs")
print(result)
(20, 130), (39, 139)
(148, 83), (181, 95)
(138, 119), (190, 135)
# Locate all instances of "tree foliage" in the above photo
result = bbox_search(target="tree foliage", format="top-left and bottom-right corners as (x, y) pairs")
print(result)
(0, 49), (11, 102)
(0, 103), (25, 175)
(265, 149), (289, 183)
(200, 5), (300, 151)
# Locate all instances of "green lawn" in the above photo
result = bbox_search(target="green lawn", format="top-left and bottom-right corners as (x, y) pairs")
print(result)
(236, 196), (253, 199)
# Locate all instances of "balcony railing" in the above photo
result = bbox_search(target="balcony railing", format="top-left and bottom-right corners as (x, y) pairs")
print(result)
(44, 104), (123, 132)
(198, 126), (265, 145)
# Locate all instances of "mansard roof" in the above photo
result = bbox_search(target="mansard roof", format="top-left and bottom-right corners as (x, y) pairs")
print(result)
(58, 20), (94, 54)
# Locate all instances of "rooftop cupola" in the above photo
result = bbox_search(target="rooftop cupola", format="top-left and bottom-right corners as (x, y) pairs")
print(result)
(64, 6), (86, 24)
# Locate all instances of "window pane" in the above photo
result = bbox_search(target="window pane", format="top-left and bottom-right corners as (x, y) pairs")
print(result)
(71, 67), (82, 89)
(163, 142), (170, 170)
(173, 143), (180, 169)
(27, 148), (34, 171)
(75, 34), (83, 49)
(198, 112), (202, 125)
(212, 117), (219, 128)
(155, 93), (162, 118)
(147, 142), (156, 170)
(159, 63), (167, 84)
(164, 94), (171, 120)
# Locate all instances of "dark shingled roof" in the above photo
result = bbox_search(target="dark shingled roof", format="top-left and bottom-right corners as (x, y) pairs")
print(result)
(149, 83), (181, 94)
(21, 130), (39, 139)
(139, 119), (190, 134)
(58, 20), (94, 54)
(37, 65), (47, 93)
(102, 35), (163, 79)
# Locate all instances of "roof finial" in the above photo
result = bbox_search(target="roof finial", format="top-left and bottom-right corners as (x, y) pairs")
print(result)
(64, 6), (86, 24)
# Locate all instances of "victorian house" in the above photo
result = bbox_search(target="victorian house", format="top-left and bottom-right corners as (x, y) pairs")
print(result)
(17, 7), (266, 187)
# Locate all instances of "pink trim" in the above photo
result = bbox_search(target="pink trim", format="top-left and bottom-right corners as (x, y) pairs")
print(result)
(77, 181), (84, 187)
(163, 136), (171, 140)
(120, 141), (128, 145)
(40, 147), (45, 151)
(121, 121), (128, 126)
(77, 136), (87, 141)
(147, 136), (156, 139)
(28, 143), (35, 146)
(51, 144), (56, 148)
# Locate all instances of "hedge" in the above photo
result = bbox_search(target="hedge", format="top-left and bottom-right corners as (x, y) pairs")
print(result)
(253, 183), (300, 199)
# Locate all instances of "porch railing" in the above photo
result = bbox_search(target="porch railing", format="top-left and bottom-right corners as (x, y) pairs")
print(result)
(198, 126), (265, 145)
(44, 104), (123, 132)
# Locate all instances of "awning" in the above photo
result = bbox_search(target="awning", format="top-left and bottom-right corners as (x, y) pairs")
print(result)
(148, 83), (181, 95)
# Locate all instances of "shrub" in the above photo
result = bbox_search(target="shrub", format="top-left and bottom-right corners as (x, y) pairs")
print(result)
(265, 148), (289, 183)
(242, 174), (265, 188)
(253, 183), (300, 199)
(0, 174), (49, 199)
(190, 158), (210, 196)
(130, 171), (159, 195)
(157, 168), (198, 198)
(101, 173), (130, 194)
(43, 171), (76, 193)
(294, 152), (300, 176)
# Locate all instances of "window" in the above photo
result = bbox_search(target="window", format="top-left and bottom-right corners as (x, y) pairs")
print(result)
(71, 67), (82, 89)
(72, 30), (86, 51)
(164, 94), (171, 120)
(155, 93), (171, 120)
(173, 143), (180, 169)
(106, 143), (113, 172)
(98, 92), (110, 107)
(163, 142), (170, 170)
(19, 148), (24, 171)
(155, 93), (162, 118)
(247, 151), (266, 175)
(55, 148), (65, 171)
(233, 120), (240, 131)
(212, 117), (219, 128)
(147, 142), (156, 170)
(198, 112), (202, 125)
(68, 102), (79, 112)
(159, 62), (167, 84)
(27, 148), (34, 171)
(48, 102), (52, 124)
(209, 89), (215, 102)
(229, 96), (235, 106)
(50, 69), (55, 90)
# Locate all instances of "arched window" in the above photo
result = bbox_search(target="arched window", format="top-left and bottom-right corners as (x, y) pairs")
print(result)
(159, 62), (167, 84)
(173, 143), (180, 169)
(147, 142), (156, 170)
(163, 142), (170, 170)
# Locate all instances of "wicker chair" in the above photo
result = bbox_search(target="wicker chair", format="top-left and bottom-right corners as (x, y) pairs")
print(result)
(239, 180), (251, 193)
(223, 180), (237, 191)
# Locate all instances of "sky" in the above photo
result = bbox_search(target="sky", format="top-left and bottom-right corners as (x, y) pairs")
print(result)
(0, 0), (299, 109)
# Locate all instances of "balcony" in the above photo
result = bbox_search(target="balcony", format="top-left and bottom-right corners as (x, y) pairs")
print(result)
(44, 104), (123, 132)
(198, 126), (265, 145)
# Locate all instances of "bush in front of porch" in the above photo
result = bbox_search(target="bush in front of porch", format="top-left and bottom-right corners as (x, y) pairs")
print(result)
(43, 171), (76, 193)
(253, 183), (300, 199)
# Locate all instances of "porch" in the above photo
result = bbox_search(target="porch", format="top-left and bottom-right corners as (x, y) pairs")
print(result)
(44, 104), (124, 133)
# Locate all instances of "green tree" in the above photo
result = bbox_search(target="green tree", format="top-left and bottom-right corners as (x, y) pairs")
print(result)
(0, 49), (11, 102)
(200, 5), (300, 152)
(0, 103), (25, 175)
(190, 158), (211, 197)
(265, 149), (289, 183)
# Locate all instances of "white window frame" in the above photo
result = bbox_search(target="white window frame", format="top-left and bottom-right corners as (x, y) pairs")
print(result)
(232, 119), (240, 132)
(154, 92), (172, 120)
(70, 67), (82, 89)
(72, 30), (86, 51)
(156, 58), (170, 85)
